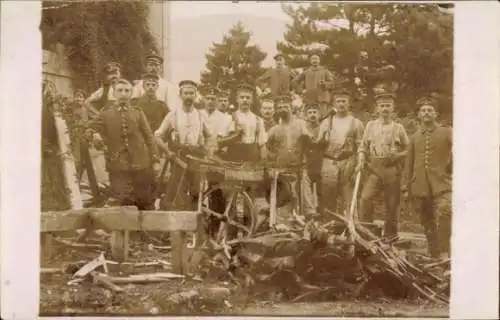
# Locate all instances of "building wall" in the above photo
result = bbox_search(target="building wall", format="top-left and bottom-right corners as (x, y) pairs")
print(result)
(147, 1), (168, 80)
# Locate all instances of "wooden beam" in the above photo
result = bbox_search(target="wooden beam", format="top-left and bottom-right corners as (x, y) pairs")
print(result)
(41, 209), (90, 232)
(89, 206), (200, 232)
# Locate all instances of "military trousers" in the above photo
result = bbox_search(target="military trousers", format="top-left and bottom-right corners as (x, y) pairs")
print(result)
(359, 164), (401, 238)
(320, 158), (356, 219)
(412, 192), (452, 258)
(108, 168), (155, 210)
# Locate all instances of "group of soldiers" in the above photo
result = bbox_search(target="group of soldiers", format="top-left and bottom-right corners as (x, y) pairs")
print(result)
(65, 51), (452, 261)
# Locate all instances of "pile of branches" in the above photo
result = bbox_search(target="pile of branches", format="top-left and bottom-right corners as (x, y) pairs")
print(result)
(201, 211), (449, 305)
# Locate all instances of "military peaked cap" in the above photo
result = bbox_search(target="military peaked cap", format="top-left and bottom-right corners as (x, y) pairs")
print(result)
(375, 91), (396, 101)
(273, 53), (285, 61)
(218, 89), (230, 97)
(332, 88), (350, 97)
(146, 51), (163, 65)
(236, 83), (255, 93)
(105, 61), (121, 73)
(178, 80), (198, 89)
(142, 73), (159, 82)
(260, 92), (274, 102)
(276, 94), (293, 103)
(203, 86), (218, 97)
(416, 96), (438, 108)
(74, 89), (86, 97)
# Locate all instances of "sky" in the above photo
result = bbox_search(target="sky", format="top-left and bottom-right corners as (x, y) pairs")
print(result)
(170, 1), (290, 22)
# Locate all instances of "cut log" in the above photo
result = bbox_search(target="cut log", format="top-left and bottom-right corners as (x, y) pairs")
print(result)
(93, 272), (184, 284)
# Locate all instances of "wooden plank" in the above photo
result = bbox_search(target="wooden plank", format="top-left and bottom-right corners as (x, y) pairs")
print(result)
(41, 210), (90, 232)
(53, 111), (83, 209)
(90, 206), (200, 232)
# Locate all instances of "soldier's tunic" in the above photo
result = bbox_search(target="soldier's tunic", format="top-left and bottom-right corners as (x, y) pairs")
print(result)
(89, 103), (156, 209)
(404, 124), (452, 257)
(293, 66), (334, 116)
(134, 95), (170, 132)
(256, 67), (293, 100)
(318, 114), (364, 216)
(358, 119), (409, 237)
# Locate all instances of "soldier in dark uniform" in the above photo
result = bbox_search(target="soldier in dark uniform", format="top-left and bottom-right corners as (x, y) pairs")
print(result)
(64, 89), (89, 181)
(87, 78), (157, 209)
(402, 97), (452, 259)
(256, 53), (293, 101)
(133, 73), (169, 132)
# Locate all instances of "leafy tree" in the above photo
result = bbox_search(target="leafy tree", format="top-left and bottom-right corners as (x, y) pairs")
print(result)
(40, 1), (158, 92)
(200, 21), (267, 110)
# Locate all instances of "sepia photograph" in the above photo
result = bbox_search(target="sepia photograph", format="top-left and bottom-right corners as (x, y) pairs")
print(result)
(35, 0), (458, 317)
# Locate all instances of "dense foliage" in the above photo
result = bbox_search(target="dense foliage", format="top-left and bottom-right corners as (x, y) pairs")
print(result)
(41, 1), (157, 210)
(40, 1), (158, 92)
(277, 3), (453, 118)
(200, 21), (268, 110)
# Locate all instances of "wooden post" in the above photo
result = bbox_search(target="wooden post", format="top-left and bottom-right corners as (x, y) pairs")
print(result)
(170, 231), (186, 274)
(110, 231), (130, 262)
(269, 170), (278, 227)
(80, 141), (100, 198)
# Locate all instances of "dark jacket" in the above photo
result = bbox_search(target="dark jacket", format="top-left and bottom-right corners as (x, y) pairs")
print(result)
(133, 95), (169, 132)
(404, 124), (452, 197)
(293, 66), (334, 103)
(257, 67), (293, 99)
(89, 104), (156, 171)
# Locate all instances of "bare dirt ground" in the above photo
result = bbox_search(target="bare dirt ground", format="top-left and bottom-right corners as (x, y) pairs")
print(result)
(40, 221), (448, 317)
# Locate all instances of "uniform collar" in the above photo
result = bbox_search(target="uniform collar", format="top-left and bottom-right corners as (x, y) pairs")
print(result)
(116, 103), (130, 111)
(420, 123), (438, 133)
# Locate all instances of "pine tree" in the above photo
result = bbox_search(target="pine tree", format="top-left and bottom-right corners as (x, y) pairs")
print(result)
(277, 3), (453, 116)
(200, 21), (267, 109)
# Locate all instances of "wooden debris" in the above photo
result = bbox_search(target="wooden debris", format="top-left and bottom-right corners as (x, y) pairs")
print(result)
(94, 272), (184, 285)
(54, 237), (104, 250)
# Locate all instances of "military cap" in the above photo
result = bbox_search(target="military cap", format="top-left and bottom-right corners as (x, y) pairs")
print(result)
(259, 91), (274, 103)
(275, 94), (293, 103)
(416, 96), (438, 108)
(203, 86), (218, 97)
(217, 89), (230, 97)
(304, 103), (320, 111)
(146, 51), (163, 65)
(236, 83), (255, 93)
(375, 91), (396, 102)
(105, 61), (121, 73)
(74, 89), (86, 97)
(273, 53), (285, 61)
(332, 87), (350, 97)
(178, 80), (198, 89)
(142, 73), (159, 82)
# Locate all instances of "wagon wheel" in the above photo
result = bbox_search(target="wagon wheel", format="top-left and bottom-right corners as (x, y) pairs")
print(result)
(201, 185), (257, 244)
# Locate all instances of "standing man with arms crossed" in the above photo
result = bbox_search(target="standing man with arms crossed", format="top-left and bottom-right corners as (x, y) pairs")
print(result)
(402, 97), (452, 260)
(356, 92), (409, 238)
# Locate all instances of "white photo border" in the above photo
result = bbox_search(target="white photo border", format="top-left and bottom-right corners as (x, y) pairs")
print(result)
(0, 1), (498, 319)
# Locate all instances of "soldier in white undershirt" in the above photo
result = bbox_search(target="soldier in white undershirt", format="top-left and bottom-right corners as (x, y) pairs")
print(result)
(317, 88), (364, 218)
(154, 80), (214, 210)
